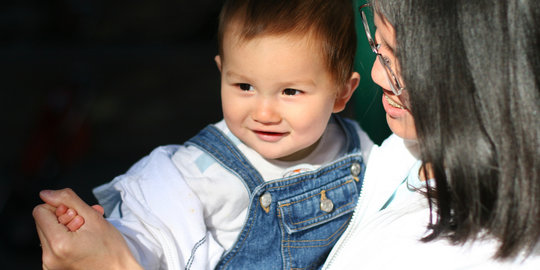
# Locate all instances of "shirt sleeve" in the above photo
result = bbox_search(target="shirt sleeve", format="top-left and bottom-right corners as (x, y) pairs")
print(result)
(94, 145), (225, 270)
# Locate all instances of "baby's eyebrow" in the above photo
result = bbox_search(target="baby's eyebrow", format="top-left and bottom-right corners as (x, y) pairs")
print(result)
(225, 70), (244, 79)
(226, 70), (316, 88)
(279, 79), (316, 88)
(224, 70), (253, 83)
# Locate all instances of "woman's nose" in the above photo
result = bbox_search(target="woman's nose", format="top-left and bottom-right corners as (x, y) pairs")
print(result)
(371, 56), (390, 90)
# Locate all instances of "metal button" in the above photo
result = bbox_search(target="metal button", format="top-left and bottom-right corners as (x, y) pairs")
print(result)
(320, 190), (334, 213)
(260, 192), (272, 213)
(350, 162), (362, 177)
(320, 198), (334, 213)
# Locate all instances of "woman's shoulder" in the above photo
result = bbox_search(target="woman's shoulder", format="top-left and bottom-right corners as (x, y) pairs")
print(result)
(326, 192), (540, 269)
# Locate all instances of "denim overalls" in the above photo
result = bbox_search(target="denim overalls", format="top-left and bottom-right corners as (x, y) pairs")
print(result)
(186, 116), (366, 270)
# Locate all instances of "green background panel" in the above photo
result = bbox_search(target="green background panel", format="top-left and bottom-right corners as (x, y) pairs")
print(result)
(352, 0), (391, 145)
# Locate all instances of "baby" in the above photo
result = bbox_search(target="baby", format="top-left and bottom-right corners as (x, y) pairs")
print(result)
(55, 0), (373, 269)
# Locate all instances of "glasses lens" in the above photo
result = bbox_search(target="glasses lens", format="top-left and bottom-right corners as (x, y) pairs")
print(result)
(360, 4), (404, 95)
(377, 55), (397, 95)
(377, 55), (403, 95)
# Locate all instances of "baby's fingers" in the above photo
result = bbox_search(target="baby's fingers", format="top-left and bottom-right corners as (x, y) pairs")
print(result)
(66, 215), (85, 232)
(55, 204), (68, 217)
(57, 205), (99, 232)
(91, 204), (105, 216)
(57, 208), (77, 225)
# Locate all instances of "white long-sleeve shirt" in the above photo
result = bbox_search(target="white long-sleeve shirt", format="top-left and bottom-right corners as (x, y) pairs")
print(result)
(94, 118), (373, 270)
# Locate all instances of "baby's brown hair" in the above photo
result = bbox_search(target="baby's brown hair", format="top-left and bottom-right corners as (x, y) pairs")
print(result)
(217, 0), (357, 88)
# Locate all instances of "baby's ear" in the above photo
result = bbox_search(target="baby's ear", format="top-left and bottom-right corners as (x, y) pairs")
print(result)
(215, 55), (222, 72)
(333, 72), (360, 113)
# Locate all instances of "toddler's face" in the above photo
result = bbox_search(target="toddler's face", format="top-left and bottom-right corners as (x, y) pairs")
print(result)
(217, 32), (351, 161)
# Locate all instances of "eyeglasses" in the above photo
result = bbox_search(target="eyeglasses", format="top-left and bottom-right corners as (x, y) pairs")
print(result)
(359, 3), (405, 96)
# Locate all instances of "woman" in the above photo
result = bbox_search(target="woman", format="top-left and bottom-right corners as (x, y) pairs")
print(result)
(323, 0), (539, 268)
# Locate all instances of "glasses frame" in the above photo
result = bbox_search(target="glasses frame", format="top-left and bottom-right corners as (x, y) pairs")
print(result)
(359, 3), (405, 96)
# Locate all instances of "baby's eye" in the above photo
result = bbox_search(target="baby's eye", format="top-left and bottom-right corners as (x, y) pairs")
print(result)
(238, 83), (254, 91)
(282, 88), (302, 96)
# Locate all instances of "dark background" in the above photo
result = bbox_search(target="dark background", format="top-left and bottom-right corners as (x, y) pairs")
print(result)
(0, 0), (388, 268)
(1, 1), (224, 268)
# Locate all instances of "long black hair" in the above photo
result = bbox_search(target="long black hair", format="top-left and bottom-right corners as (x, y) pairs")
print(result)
(374, 0), (540, 259)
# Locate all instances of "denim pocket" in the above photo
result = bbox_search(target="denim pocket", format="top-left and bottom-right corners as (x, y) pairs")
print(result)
(277, 177), (359, 269)
(278, 177), (358, 234)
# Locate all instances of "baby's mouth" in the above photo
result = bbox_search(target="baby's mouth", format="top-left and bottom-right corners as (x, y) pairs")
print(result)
(253, 130), (288, 142)
(384, 93), (405, 109)
(254, 130), (284, 136)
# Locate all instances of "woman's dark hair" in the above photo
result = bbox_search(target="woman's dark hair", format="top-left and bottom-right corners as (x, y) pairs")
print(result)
(374, 0), (540, 259)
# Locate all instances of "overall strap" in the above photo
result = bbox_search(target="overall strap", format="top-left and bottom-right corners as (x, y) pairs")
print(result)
(185, 125), (264, 192)
(334, 115), (362, 154)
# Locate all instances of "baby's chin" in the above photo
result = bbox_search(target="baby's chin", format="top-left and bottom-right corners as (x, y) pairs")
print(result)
(255, 146), (310, 162)
(258, 150), (299, 162)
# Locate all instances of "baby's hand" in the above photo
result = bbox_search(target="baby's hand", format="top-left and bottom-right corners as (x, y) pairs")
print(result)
(55, 203), (105, 232)
(55, 204), (84, 231)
